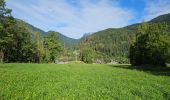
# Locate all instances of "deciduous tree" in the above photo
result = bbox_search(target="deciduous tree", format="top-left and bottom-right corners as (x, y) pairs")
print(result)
(130, 22), (170, 66)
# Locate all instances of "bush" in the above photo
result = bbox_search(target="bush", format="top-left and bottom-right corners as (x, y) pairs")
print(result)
(80, 48), (95, 64)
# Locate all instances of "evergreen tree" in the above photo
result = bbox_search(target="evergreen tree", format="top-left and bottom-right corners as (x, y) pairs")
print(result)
(130, 22), (170, 66)
(3, 20), (34, 62)
(44, 32), (61, 63)
(0, 0), (15, 63)
(0, 0), (39, 63)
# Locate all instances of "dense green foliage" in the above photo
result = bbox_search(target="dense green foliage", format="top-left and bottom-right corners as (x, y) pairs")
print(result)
(32, 32), (44, 63)
(0, 64), (170, 99)
(80, 47), (95, 63)
(43, 32), (61, 63)
(77, 28), (136, 63)
(130, 22), (170, 66)
(0, 0), (12, 62)
(0, 0), (30, 63)
(0, 0), (61, 63)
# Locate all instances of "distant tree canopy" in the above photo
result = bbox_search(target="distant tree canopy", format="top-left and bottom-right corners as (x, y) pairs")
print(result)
(130, 22), (170, 66)
(76, 29), (135, 63)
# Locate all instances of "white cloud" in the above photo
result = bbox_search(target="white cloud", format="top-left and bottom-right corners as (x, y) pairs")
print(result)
(144, 0), (170, 21)
(6, 0), (134, 39)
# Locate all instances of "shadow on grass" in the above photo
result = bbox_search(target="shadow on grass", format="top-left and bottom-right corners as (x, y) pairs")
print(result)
(109, 64), (170, 76)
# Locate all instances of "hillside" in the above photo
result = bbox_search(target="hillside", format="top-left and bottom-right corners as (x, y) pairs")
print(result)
(47, 31), (79, 47)
(57, 32), (79, 48)
(16, 19), (79, 47)
(77, 13), (170, 63)
(149, 13), (170, 31)
(149, 13), (170, 25)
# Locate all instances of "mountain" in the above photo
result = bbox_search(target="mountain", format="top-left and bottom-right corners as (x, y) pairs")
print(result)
(77, 13), (170, 63)
(57, 32), (79, 48)
(47, 31), (79, 47)
(16, 19), (46, 35)
(149, 13), (170, 31)
(125, 13), (170, 30)
(149, 13), (170, 25)
(16, 19), (79, 47)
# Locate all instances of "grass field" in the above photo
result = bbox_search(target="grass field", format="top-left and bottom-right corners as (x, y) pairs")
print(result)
(0, 64), (170, 100)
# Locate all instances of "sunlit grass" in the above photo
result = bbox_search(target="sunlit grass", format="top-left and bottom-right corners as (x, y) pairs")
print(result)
(0, 63), (170, 99)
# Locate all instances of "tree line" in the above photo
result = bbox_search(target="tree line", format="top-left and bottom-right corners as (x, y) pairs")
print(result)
(1, 0), (170, 66)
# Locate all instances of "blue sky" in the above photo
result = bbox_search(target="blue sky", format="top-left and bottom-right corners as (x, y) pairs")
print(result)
(6, 0), (170, 39)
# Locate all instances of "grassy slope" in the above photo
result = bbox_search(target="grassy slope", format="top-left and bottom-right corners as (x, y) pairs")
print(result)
(0, 64), (170, 99)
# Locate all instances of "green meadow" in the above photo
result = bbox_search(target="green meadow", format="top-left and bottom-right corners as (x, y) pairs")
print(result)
(0, 64), (170, 100)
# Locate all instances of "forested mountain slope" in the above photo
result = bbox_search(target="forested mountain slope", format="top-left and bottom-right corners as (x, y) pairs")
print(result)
(77, 13), (170, 63)
(16, 19), (79, 47)
(149, 13), (170, 25)
(47, 31), (79, 47)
